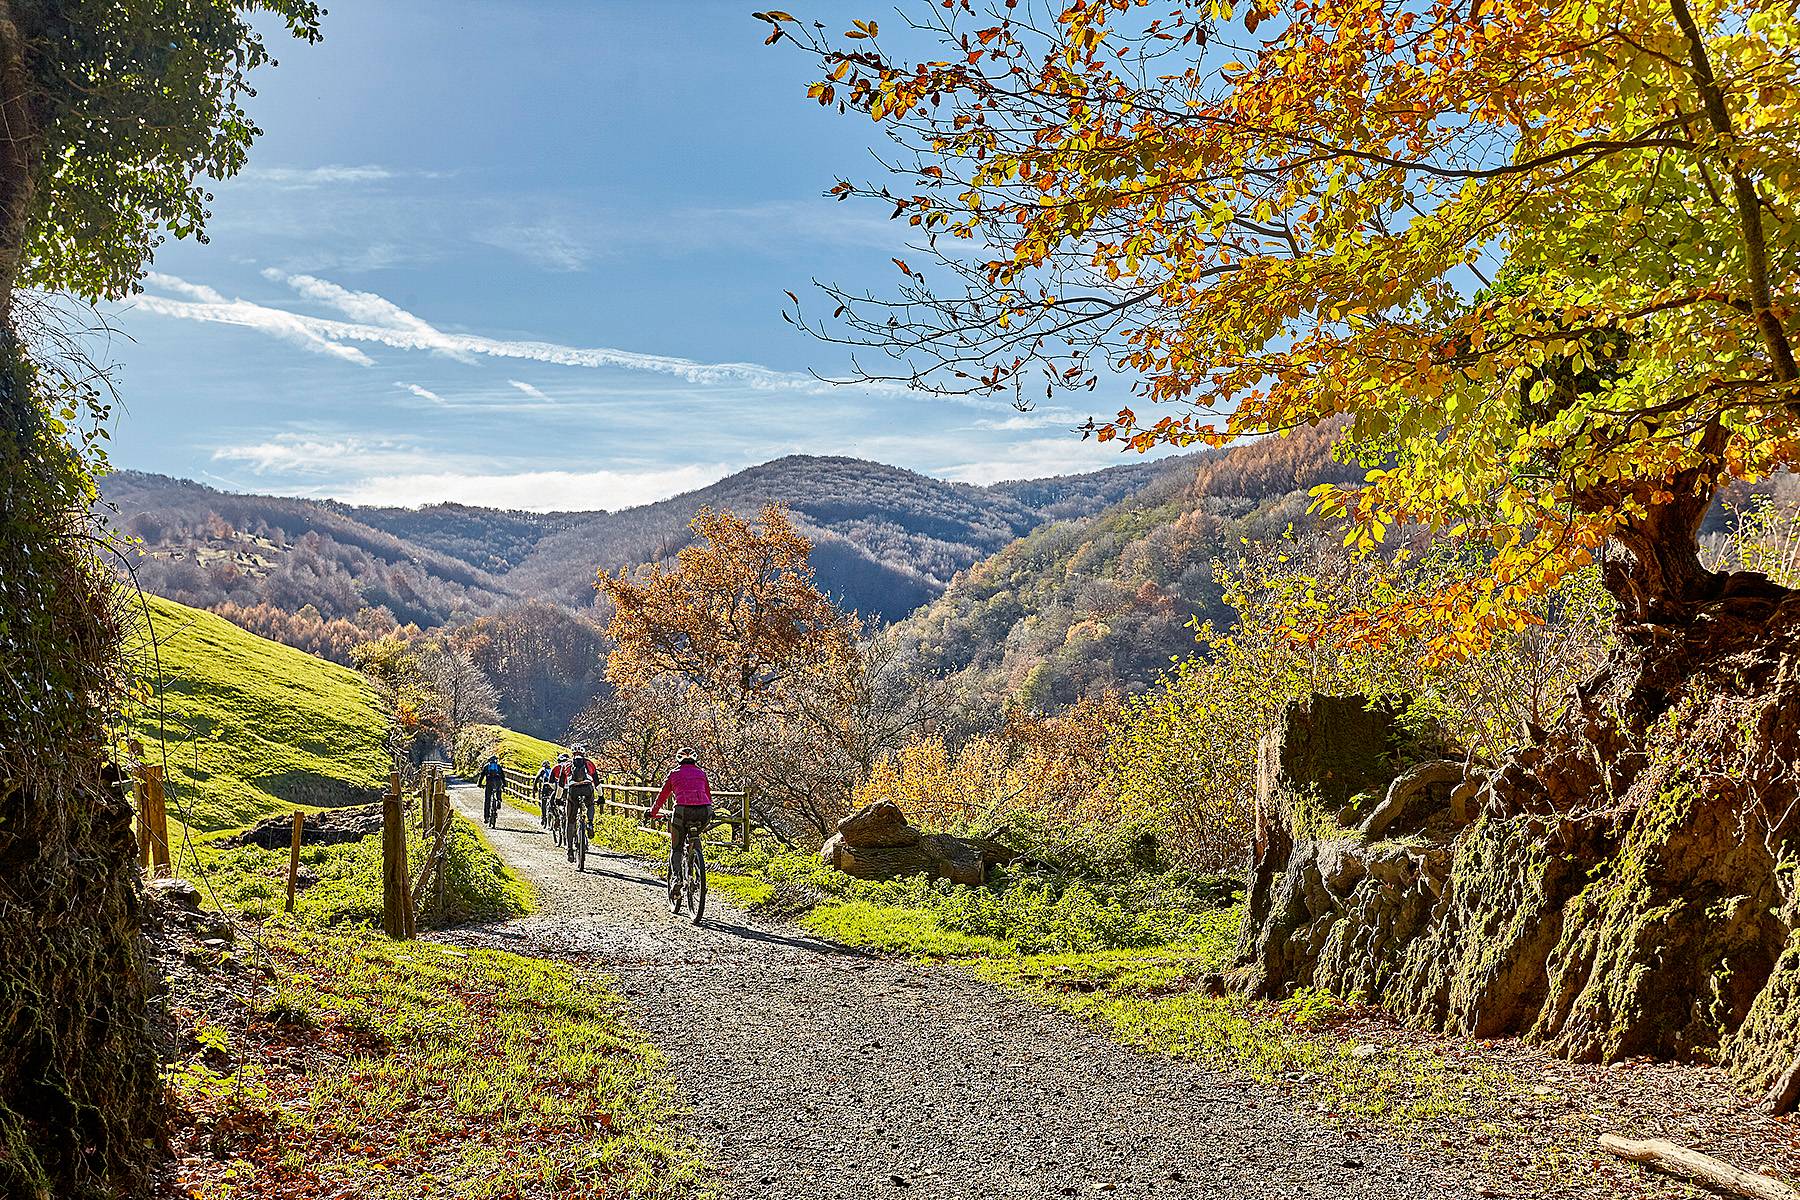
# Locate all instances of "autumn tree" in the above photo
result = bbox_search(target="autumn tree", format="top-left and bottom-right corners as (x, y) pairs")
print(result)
(770, 2), (1800, 1090)
(601, 505), (866, 836)
(0, 5), (321, 1194)
(603, 505), (858, 720)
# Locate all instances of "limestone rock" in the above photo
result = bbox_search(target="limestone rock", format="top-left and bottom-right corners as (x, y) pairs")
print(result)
(837, 799), (921, 849)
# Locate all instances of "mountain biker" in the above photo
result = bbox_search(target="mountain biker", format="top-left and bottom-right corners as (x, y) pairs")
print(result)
(649, 748), (713, 915)
(533, 759), (556, 827)
(479, 754), (506, 824)
(557, 745), (599, 862)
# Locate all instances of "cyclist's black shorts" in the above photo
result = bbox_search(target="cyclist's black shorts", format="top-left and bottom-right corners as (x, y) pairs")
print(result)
(670, 803), (712, 841)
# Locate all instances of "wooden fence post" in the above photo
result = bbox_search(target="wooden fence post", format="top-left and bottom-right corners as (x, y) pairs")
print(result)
(284, 810), (305, 914)
(382, 770), (414, 939)
(134, 766), (151, 867)
(740, 783), (753, 850)
(141, 765), (171, 877)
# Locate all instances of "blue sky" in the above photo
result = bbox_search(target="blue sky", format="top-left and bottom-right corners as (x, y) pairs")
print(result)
(102, 0), (1152, 512)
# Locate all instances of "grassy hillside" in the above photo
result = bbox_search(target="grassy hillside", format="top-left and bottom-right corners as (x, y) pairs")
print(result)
(456, 722), (565, 774)
(126, 594), (389, 831)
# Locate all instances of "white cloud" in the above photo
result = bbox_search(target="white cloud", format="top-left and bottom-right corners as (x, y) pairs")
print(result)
(328, 464), (732, 512)
(134, 289), (375, 365)
(143, 273), (226, 304)
(134, 272), (874, 394)
(396, 382), (446, 404)
(211, 434), (438, 477)
(971, 410), (1084, 433)
(507, 379), (549, 400)
(476, 220), (593, 271)
(238, 164), (402, 187)
(934, 436), (1148, 485)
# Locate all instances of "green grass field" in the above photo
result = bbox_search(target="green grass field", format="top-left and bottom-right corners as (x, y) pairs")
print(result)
(122, 594), (529, 927)
(125, 593), (389, 832)
(459, 722), (566, 775)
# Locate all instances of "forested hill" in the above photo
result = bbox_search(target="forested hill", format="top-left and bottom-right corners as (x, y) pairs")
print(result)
(887, 424), (1361, 709)
(100, 451), (1196, 629)
(494, 454), (1186, 618)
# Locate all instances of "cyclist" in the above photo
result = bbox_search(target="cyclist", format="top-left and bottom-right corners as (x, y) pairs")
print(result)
(648, 748), (712, 915)
(533, 759), (556, 827)
(547, 752), (571, 841)
(557, 745), (599, 863)
(479, 753), (506, 826)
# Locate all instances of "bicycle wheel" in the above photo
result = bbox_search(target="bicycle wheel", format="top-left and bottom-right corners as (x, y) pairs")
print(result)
(687, 841), (706, 920)
(574, 812), (588, 871)
(550, 803), (564, 847)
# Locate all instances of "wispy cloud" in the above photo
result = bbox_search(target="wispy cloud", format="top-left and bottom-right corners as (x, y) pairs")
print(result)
(330, 464), (734, 512)
(209, 430), (736, 512)
(137, 278), (374, 366)
(240, 164), (395, 187)
(970, 410), (1084, 433)
(476, 219), (594, 272)
(212, 434), (439, 477)
(396, 382), (446, 405)
(508, 379), (550, 400)
(935, 436), (1146, 485)
(134, 271), (881, 394)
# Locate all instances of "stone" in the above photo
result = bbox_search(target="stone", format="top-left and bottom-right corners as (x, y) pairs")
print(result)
(146, 877), (202, 912)
(837, 800), (921, 849)
(821, 799), (1014, 887)
(225, 803), (383, 849)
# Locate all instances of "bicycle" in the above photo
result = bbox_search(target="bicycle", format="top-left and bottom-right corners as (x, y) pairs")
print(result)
(565, 786), (593, 872)
(668, 812), (708, 920)
(548, 790), (566, 848)
(483, 783), (502, 828)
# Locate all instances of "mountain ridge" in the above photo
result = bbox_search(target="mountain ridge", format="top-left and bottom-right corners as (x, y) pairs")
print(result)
(100, 450), (1200, 627)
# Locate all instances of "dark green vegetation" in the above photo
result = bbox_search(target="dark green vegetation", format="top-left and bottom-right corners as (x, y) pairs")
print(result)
(163, 929), (704, 1199)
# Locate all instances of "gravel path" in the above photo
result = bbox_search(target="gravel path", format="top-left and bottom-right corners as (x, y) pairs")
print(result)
(439, 786), (1475, 1200)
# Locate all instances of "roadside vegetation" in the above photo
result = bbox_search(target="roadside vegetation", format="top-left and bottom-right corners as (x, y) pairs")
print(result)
(162, 928), (705, 1199)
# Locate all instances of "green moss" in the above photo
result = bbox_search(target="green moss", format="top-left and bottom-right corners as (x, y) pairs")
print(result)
(978, 942), (1493, 1124)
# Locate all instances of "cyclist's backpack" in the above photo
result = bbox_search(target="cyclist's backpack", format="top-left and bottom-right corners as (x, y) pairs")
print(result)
(570, 755), (590, 785)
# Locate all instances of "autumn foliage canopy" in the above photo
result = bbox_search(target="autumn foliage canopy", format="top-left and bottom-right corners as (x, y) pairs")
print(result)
(769, 0), (1800, 654)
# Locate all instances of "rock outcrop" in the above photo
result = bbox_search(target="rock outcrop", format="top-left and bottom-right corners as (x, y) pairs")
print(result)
(1236, 695), (1474, 1002)
(820, 800), (1014, 886)
(1238, 637), (1800, 1100)
(224, 804), (383, 849)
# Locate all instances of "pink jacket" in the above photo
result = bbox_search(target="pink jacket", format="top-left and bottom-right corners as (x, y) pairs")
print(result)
(649, 763), (712, 818)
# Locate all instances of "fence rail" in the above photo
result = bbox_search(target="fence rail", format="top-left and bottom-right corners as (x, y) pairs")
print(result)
(500, 767), (754, 850)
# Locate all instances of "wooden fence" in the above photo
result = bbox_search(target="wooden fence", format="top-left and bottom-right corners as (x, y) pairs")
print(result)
(501, 766), (754, 850)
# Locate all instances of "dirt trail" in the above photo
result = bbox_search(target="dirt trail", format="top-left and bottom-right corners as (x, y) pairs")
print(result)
(441, 785), (1473, 1200)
